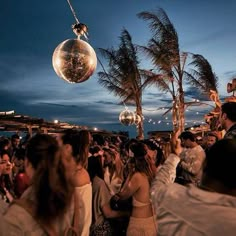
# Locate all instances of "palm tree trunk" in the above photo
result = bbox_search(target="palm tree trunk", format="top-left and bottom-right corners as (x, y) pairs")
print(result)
(172, 97), (178, 132)
(178, 88), (185, 132)
(137, 118), (144, 140)
(136, 96), (144, 140)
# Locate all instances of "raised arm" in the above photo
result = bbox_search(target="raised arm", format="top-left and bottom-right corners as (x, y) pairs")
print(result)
(150, 130), (181, 205)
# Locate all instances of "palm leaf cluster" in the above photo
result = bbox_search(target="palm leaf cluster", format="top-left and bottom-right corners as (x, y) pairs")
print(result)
(186, 54), (218, 95)
(98, 29), (149, 138)
(138, 8), (218, 131)
(98, 29), (142, 104)
(98, 7), (219, 135)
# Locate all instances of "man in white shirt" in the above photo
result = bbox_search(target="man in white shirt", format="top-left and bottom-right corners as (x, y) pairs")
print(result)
(151, 135), (236, 236)
(175, 131), (205, 186)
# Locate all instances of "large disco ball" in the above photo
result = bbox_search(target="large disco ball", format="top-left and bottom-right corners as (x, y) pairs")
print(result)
(119, 109), (135, 126)
(52, 38), (97, 83)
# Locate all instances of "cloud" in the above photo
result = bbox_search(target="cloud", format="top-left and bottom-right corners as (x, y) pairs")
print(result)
(222, 70), (236, 79)
(183, 29), (236, 48)
(184, 87), (209, 101)
(94, 100), (118, 105)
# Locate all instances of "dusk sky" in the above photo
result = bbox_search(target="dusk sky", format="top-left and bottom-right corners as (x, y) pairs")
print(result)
(1, 0), (236, 137)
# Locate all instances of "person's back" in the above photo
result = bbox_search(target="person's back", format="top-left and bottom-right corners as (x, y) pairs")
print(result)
(117, 142), (157, 236)
(153, 182), (236, 235)
(1, 134), (73, 236)
(151, 135), (236, 236)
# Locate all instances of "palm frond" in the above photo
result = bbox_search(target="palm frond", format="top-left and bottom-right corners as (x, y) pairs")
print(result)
(138, 8), (180, 70)
(188, 54), (218, 93)
(184, 71), (206, 91)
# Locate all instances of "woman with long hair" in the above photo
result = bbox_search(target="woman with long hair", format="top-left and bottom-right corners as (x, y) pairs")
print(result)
(2, 133), (73, 235)
(142, 139), (165, 168)
(88, 154), (128, 236)
(103, 147), (124, 195)
(58, 129), (92, 236)
(77, 129), (93, 167)
(115, 141), (157, 236)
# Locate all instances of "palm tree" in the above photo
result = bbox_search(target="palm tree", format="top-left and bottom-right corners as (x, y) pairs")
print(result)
(187, 54), (220, 130)
(138, 8), (218, 132)
(98, 29), (158, 139)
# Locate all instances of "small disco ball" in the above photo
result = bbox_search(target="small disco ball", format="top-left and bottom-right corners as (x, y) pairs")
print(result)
(134, 114), (141, 125)
(52, 38), (97, 83)
(119, 109), (135, 126)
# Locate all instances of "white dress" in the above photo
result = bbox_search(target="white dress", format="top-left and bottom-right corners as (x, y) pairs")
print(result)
(61, 183), (92, 236)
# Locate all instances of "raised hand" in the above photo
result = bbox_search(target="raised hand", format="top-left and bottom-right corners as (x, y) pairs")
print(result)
(170, 129), (182, 156)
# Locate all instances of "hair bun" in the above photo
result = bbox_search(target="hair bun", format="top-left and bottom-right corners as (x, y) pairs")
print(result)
(130, 142), (147, 157)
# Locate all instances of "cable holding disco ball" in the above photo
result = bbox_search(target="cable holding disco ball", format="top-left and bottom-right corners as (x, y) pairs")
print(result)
(52, 0), (97, 83)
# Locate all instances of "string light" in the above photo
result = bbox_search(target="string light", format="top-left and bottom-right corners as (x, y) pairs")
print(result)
(142, 114), (206, 127)
(118, 98), (210, 130)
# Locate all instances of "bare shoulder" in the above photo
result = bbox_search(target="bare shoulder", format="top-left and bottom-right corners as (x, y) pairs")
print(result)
(130, 172), (145, 182)
(72, 168), (91, 187)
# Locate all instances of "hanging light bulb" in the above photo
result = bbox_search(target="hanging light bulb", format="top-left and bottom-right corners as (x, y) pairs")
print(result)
(52, 23), (97, 83)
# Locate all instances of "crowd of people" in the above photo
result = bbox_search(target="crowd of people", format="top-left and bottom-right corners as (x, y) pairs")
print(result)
(0, 101), (235, 235)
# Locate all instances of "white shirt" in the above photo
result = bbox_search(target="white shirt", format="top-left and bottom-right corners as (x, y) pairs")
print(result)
(179, 145), (205, 184)
(151, 154), (236, 236)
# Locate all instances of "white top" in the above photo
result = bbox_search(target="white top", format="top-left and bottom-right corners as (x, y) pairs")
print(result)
(151, 154), (236, 236)
(61, 183), (92, 236)
(0, 187), (51, 235)
(0, 184), (92, 236)
(104, 167), (122, 195)
(179, 145), (206, 184)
